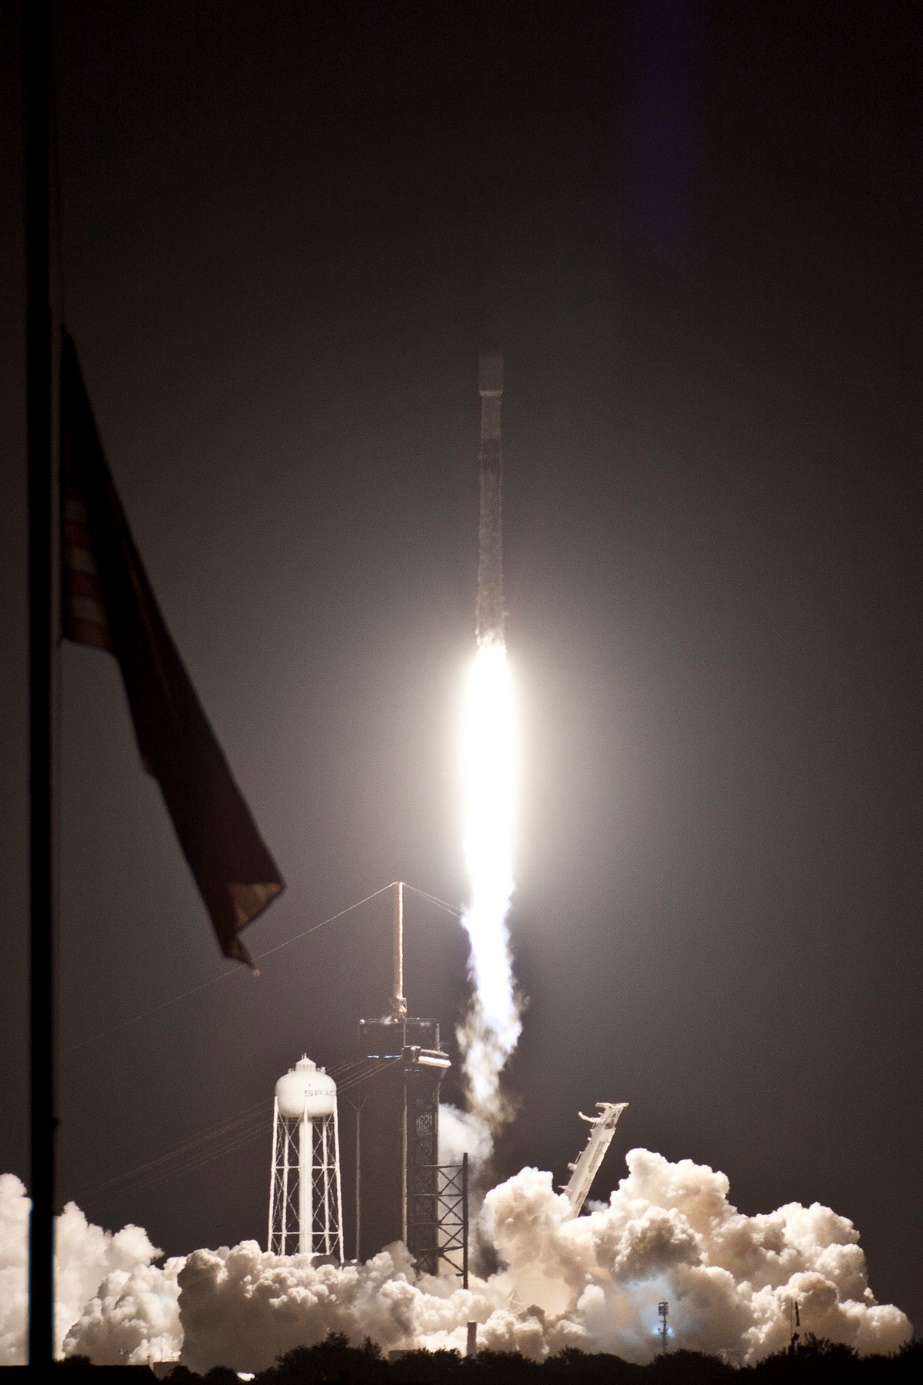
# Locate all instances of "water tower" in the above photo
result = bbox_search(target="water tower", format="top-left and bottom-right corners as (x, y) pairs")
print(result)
(268, 1055), (344, 1260)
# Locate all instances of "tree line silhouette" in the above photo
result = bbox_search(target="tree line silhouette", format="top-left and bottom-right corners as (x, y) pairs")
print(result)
(35, 1331), (921, 1384)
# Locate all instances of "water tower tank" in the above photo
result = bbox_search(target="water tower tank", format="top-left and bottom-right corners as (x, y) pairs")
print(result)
(275, 1055), (336, 1119)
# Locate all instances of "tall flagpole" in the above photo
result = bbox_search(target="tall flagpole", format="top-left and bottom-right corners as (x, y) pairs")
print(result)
(23, 0), (57, 1366)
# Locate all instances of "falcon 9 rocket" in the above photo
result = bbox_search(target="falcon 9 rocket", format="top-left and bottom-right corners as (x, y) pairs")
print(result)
(476, 351), (504, 647)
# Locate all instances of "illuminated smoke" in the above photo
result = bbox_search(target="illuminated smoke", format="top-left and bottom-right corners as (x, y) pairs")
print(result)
(2, 1150), (909, 1369)
(438, 1104), (493, 1170)
(457, 637), (520, 1132)
(0, 1173), (179, 1365)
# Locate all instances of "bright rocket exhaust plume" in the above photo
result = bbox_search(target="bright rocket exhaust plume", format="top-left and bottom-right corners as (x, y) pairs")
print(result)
(457, 351), (522, 1130)
(458, 638), (519, 1121)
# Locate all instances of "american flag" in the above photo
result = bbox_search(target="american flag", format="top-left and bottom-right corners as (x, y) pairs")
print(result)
(60, 335), (285, 964)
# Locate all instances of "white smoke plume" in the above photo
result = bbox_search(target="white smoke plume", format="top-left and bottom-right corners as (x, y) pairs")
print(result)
(478, 1153), (910, 1364)
(438, 1105), (493, 1171)
(458, 639), (521, 1131)
(2, 1150), (910, 1370)
(0, 1172), (180, 1365)
(438, 1103), (495, 1242)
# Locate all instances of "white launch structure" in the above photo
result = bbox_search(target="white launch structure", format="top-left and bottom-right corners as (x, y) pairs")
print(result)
(268, 1056), (344, 1260)
(563, 1102), (628, 1215)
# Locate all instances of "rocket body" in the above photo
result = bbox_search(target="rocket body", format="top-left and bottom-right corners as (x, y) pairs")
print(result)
(477, 351), (504, 646)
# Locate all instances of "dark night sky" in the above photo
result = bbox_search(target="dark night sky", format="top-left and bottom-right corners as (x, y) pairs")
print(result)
(2, 0), (922, 1338)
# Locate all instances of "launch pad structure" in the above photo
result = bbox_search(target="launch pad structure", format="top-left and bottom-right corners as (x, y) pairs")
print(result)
(351, 882), (466, 1277)
(266, 883), (470, 1276)
(563, 1102), (628, 1216)
(310, 357), (507, 1273)
(342, 352), (508, 1272)
(265, 357), (629, 1273)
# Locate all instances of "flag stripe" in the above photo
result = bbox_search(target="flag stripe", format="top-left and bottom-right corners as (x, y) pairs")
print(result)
(67, 619), (112, 651)
(63, 434), (113, 651)
(64, 547), (99, 575)
(67, 594), (109, 623)
(65, 571), (103, 599)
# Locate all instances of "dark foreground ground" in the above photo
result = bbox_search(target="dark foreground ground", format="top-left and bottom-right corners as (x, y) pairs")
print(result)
(3, 1336), (922, 1384)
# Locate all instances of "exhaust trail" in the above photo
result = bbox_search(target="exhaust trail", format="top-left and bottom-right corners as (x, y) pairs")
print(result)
(457, 353), (521, 1132)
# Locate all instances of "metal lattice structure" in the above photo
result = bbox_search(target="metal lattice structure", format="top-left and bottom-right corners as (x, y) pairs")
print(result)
(350, 886), (460, 1273)
(658, 1300), (669, 1353)
(439, 1157), (469, 1283)
(268, 1058), (344, 1261)
(405, 1062), (440, 1273)
(354, 1013), (451, 1268)
(405, 1158), (469, 1284)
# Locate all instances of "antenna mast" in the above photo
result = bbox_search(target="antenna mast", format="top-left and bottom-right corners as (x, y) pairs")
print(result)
(658, 1300), (669, 1353)
(391, 881), (407, 1017)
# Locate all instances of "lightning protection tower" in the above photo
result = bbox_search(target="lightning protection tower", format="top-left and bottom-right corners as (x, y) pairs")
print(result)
(268, 1055), (344, 1260)
(658, 1301), (669, 1353)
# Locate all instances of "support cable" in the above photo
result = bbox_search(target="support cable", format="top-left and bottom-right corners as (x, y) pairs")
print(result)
(62, 883), (396, 1058)
(50, 1059), (402, 1219)
(75, 1098), (272, 1203)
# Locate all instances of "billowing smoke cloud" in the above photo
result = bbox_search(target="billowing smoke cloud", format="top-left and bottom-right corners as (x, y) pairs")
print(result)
(2, 1151), (910, 1370)
(62, 1253), (184, 1365)
(0, 1173), (180, 1365)
(479, 1153), (910, 1364)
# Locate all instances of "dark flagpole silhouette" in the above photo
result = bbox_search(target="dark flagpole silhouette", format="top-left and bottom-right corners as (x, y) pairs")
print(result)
(22, 6), (285, 1359)
(23, 0), (55, 1364)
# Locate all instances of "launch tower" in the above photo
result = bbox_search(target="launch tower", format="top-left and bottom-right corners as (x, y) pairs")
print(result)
(354, 883), (451, 1273)
(562, 1102), (628, 1215)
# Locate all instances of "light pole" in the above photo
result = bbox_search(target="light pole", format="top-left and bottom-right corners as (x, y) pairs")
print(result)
(658, 1300), (669, 1353)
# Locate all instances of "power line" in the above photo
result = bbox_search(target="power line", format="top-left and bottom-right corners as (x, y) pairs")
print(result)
(63, 882), (462, 1060)
(85, 1120), (271, 1211)
(70, 1060), (402, 1213)
(403, 882), (462, 918)
(62, 883), (397, 1059)
(75, 1098), (273, 1202)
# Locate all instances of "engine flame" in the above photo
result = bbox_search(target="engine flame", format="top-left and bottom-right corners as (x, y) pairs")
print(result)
(458, 637), (521, 1126)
